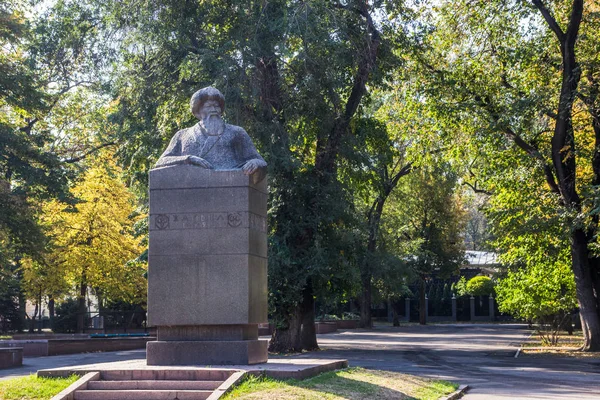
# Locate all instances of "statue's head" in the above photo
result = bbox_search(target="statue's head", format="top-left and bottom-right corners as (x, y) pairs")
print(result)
(191, 87), (226, 136)
(190, 87), (226, 119)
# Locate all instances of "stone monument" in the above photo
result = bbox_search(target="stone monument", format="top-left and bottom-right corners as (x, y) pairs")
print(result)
(146, 87), (268, 365)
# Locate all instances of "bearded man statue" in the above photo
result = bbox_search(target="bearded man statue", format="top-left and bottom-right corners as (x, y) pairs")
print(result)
(155, 87), (267, 178)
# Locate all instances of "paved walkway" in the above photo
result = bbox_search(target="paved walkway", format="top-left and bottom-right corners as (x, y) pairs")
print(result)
(1, 324), (599, 399)
(313, 324), (600, 399)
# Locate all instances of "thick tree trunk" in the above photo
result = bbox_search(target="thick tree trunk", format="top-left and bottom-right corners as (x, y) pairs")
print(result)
(359, 274), (372, 328)
(533, 0), (600, 350)
(77, 277), (87, 333)
(585, 73), (600, 315)
(300, 284), (319, 351)
(269, 304), (303, 353)
(391, 300), (400, 327)
(419, 279), (426, 325)
(571, 229), (600, 351)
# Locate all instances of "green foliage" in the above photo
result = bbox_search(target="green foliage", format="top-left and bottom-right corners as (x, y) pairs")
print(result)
(453, 277), (468, 297)
(409, 0), (600, 346)
(99, 0), (412, 342)
(0, 1), (68, 260)
(496, 258), (576, 323)
(465, 276), (495, 297)
(442, 283), (451, 300)
(0, 264), (22, 332)
(391, 167), (466, 282)
(52, 298), (79, 333)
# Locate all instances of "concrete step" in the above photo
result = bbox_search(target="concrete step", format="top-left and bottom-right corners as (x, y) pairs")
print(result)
(87, 380), (222, 390)
(100, 369), (232, 381)
(73, 389), (213, 400)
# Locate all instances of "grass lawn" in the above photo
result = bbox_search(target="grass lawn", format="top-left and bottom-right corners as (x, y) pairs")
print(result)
(0, 375), (79, 400)
(222, 367), (458, 400)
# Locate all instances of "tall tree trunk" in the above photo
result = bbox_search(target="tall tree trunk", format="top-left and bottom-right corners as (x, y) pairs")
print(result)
(572, 229), (600, 350)
(419, 279), (426, 325)
(77, 275), (87, 333)
(533, 0), (600, 350)
(300, 281), (319, 351)
(359, 165), (411, 329)
(584, 71), (600, 314)
(392, 301), (400, 327)
(267, 1), (382, 353)
(268, 304), (303, 353)
(359, 273), (372, 328)
(359, 197), (384, 329)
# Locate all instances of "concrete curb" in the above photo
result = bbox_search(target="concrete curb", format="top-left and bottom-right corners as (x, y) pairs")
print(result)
(439, 384), (469, 400)
(515, 331), (535, 358)
(49, 371), (99, 400)
(207, 370), (246, 400)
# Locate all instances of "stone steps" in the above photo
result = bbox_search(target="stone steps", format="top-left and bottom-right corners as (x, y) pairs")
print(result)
(55, 369), (245, 400)
(87, 380), (222, 390)
(73, 389), (213, 400)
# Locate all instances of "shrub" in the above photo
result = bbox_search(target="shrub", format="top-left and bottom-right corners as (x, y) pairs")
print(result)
(466, 276), (495, 296)
(53, 299), (79, 333)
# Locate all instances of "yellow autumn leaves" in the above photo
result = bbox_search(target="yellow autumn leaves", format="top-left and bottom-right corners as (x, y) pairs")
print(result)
(21, 156), (146, 308)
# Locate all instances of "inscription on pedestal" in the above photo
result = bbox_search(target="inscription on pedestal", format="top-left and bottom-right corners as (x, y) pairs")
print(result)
(150, 212), (266, 232)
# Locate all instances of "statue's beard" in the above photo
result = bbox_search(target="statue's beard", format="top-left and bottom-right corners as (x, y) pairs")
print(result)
(199, 115), (225, 136)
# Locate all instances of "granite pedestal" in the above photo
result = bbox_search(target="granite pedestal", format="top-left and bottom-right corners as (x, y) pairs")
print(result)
(147, 166), (268, 365)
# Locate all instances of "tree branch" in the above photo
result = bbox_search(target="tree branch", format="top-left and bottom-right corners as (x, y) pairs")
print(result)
(62, 142), (117, 163)
(315, 1), (381, 173)
(531, 0), (565, 42)
(462, 181), (492, 196)
(565, 0), (583, 48)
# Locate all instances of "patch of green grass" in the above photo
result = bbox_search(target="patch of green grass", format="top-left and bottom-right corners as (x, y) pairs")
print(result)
(415, 380), (458, 400)
(0, 375), (79, 400)
(223, 367), (458, 399)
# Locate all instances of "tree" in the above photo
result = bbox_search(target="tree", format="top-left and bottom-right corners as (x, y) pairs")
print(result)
(495, 242), (576, 344)
(411, 0), (600, 350)
(38, 157), (144, 332)
(98, 0), (409, 352)
(341, 116), (412, 328)
(388, 167), (466, 325)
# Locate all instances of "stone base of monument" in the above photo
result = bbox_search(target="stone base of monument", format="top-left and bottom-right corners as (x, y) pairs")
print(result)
(147, 339), (268, 365)
(147, 167), (269, 366)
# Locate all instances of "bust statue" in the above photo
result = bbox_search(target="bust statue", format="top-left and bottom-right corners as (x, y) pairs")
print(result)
(155, 87), (267, 179)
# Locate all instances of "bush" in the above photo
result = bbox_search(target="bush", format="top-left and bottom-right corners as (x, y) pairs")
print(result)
(341, 312), (360, 320)
(317, 314), (340, 321)
(53, 299), (79, 333)
(466, 276), (494, 296)
(495, 258), (577, 345)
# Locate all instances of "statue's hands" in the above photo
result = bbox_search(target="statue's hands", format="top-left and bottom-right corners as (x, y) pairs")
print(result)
(242, 159), (266, 175)
(186, 155), (213, 169)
